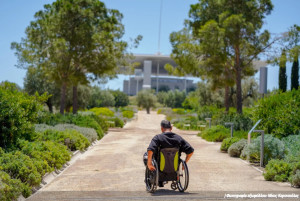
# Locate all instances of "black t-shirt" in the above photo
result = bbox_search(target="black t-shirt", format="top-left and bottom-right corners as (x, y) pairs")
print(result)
(147, 132), (194, 155)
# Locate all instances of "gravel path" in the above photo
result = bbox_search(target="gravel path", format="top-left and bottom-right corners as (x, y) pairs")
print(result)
(27, 111), (299, 201)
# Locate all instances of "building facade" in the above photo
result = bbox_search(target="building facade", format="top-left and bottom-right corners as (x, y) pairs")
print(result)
(123, 54), (196, 95)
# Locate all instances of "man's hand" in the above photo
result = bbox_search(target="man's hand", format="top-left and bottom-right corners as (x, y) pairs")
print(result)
(148, 164), (156, 171)
(147, 150), (156, 171)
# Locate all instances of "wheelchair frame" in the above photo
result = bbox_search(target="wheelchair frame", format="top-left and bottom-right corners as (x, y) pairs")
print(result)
(145, 150), (189, 193)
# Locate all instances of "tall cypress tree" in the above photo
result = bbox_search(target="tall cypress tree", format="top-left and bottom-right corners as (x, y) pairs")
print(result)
(279, 50), (287, 92)
(291, 59), (299, 90)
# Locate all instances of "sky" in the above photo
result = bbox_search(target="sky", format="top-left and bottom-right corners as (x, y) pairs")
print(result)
(0, 0), (299, 91)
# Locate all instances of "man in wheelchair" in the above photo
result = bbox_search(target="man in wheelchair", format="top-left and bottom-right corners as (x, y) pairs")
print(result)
(144, 120), (194, 192)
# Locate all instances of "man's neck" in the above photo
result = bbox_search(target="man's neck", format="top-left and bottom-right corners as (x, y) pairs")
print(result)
(163, 129), (172, 133)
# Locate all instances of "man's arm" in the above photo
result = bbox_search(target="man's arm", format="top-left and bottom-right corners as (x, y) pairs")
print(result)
(185, 152), (193, 163)
(147, 150), (156, 171)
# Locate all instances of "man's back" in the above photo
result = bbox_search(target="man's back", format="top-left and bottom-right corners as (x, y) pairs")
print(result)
(147, 132), (194, 156)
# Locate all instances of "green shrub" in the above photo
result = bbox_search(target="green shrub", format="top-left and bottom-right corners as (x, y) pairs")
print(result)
(199, 125), (230, 142)
(35, 130), (90, 151)
(0, 82), (46, 149)
(88, 88), (115, 108)
(0, 151), (42, 187)
(122, 110), (134, 119)
(19, 140), (71, 170)
(220, 137), (240, 152)
(232, 130), (249, 139)
(197, 106), (221, 121)
(90, 114), (108, 134)
(282, 135), (300, 163)
(112, 117), (124, 128)
(252, 90), (300, 138)
(89, 107), (114, 117)
(111, 90), (129, 107)
(213, 111), (253, 131)
(0, 171), (31, 199)
(290, 170), (300, 188)
(263, 159), (291, 182)
(172, 108), (186, 115)
(38, 113), (107, 139)
(228, 139), (247, 157)
(52, 124), (97, 143)
(71, 115), (104, 139)
(241, 135), (286, 164)
(159, 90), (186, 108)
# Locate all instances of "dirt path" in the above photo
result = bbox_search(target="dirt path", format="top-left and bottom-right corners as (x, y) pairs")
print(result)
(27, 111), (299, 200)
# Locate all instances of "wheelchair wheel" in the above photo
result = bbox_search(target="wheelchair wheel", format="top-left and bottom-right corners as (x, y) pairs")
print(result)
(177, 160), (189, 192)
(145, 159), (159, 193)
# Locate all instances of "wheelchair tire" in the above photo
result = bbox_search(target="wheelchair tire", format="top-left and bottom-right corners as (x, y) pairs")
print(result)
(177, 159), (189, 192)
(145, 159), (159, 193)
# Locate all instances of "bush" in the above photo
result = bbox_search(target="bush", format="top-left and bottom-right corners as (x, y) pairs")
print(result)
(232, 130), (249, 139)
(252, 90), (300, 138)
(290, 170), (300, 188)
(19, 140), (71, 170)
(111, 90), (129, 107)
(111, 117), (124, 128)
(90, 114), (108, 133)
(38, 113), (106, 138)
(71, 115), (104, 139)
(35, 129), (90, 151)
(220, 137), (240, 152)
(88, 87), (115, 108)
(263, 159), (291, 182)
(0, 171), (31, 200)
(282, 135), (300, 163)
(89, 107), (114, 117)
(241, 135), (286, 164)
(122, 110), (134, 119)
(197, 106), (221, 121)
(213, 111), (253, 131)
(0, 82), (46, 149)
(228, 139), (247, 157)
(199, 125), (230, 142)
(53, 124), (98, 143)
(0, 151), (42, 187)
(164, 90), (186, 108)
(172, 108), (186, 115)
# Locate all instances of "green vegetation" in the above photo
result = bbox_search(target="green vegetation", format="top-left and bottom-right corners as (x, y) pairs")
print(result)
(137, 90), (157, 114)
(199, 125), (230, 142)
(35, 130), (90, 151)
(0, 82), (47, 149)
(220, 137), (241, 152)
(228, 139), (247, 158)
(11, 0), (138, 114)
(241, 135), (286, 164)
(89, 107), (115, 117)
(252, 90), (300, 138)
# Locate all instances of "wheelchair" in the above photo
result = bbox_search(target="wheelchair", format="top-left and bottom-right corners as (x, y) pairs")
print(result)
(144, 148), (189, 193)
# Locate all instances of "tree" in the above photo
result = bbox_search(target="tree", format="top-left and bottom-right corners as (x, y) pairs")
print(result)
(291, 59), (299, 90)
(285, 25), (300, 90)
(137, 90), (157, 114)
(88, 87), (115, 108)
(111, 90), (129, 107)
(12, 0), (139, 114)
(24, 67), (59, 113)
(279, 50), (287, 92)
(168, 0), (274, 114)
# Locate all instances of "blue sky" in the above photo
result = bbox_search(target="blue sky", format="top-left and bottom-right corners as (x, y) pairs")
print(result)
(0, 0), (299, 90)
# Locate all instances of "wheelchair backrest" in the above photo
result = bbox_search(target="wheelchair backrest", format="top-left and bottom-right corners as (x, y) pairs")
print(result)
(159, 148), (179, 173)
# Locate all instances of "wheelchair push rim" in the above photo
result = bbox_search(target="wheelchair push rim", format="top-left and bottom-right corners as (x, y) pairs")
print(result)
(177, 159), (189, 192)
(145, 160), (159, 193)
